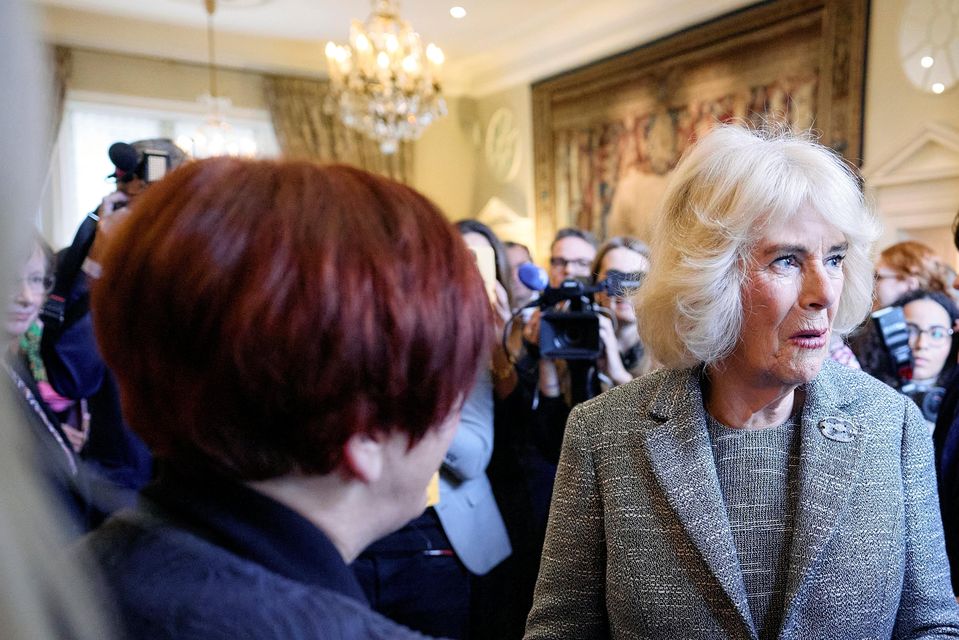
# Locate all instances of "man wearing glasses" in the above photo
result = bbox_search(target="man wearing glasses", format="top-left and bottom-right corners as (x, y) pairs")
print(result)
(546, 228), (597, 287)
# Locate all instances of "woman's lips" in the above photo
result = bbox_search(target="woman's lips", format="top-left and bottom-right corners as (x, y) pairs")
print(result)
(789, 328), (827, 349)
(6, 310), (34, 324)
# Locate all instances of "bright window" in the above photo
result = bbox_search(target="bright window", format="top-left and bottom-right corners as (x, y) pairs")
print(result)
(43, 92), (279, 249)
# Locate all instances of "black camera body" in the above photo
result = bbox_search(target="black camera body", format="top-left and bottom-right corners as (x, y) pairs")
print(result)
(109, 142), (171, 184)
(871, 305), (914, 381)
(901, 382), (946, 423)
(538, 270), (643, 361)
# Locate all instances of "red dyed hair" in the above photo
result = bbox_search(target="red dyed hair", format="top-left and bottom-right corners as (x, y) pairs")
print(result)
(91, 159), (490, 480)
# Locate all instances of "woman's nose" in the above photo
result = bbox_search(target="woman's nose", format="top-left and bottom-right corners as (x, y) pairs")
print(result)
(12, 278), (31, 301)
(800, 264), (839, 310)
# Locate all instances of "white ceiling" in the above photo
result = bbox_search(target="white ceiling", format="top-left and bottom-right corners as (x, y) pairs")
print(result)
(35, 0), (756, 96)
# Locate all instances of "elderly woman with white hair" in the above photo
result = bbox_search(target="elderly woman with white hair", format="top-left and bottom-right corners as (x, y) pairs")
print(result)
(524, 126), (959, 639)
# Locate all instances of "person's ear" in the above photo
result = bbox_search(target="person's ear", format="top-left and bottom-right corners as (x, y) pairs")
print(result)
(341, 432), (384, 484)
(904, 275), (921, 290)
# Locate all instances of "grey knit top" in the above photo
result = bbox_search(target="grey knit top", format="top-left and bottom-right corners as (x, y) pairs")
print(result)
(706, 412), (801, 640)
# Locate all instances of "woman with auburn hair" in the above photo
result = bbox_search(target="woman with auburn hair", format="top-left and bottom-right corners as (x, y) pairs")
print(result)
(79, 158), (490, 640)
(525, 126), (959, 639)
(851, 240), (954, 387)
(874, 241), (952, 309)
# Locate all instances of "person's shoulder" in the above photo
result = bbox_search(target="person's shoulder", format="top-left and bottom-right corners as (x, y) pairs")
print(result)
(814, 359), (917, 432)
(817, 358), (902, 401)
(80, 511), (433, 640)
(566, 367), (688, 441)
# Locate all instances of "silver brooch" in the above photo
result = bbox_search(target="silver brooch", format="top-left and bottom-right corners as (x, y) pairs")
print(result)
(818, 417), (859, 443)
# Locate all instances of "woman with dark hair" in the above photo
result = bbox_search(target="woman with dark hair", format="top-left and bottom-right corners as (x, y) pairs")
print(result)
(79, 158), (490, 639)
(354, 218), (513, 639)
(850, 241), (954, 386)
(895, 289), (959, 428)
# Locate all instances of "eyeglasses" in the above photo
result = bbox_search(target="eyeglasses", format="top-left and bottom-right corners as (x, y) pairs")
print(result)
(874, 272), (903, 282)
(12, 274), (55, 295)
(549, 257), (592, 270)
(906, 322), (954, 345)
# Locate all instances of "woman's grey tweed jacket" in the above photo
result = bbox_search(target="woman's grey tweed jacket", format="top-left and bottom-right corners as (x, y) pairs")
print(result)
(525, 359), (959, 639)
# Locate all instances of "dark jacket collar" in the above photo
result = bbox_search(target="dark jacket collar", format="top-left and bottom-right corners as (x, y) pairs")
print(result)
(142, 462), (368, 605)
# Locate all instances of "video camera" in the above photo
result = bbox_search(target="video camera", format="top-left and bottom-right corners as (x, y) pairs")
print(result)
(41, 138), (186, 328)
(537, 270), (643, 361)
(108, 141), (174, 185)
(872, 305), (946, 422)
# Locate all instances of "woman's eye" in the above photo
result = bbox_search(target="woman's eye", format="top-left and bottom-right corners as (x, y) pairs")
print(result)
(826, 254), (845, 268)
(772, 255), (798, 269)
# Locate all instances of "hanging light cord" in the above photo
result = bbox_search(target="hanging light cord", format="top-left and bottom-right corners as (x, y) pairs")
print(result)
(205, 0), (218, 100)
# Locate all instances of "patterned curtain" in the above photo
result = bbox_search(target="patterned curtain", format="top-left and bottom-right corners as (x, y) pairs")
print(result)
(262, 74), (412, 183)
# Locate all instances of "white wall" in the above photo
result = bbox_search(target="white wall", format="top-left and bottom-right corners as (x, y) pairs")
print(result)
(861, 0), (959, 267)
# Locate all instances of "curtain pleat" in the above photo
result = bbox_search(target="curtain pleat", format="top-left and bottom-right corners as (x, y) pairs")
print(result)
(262, 75), (412, 183)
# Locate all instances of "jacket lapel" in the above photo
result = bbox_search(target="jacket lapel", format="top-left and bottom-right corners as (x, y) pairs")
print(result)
(641, 368), (757, 639)
(779, 365), (865, 633)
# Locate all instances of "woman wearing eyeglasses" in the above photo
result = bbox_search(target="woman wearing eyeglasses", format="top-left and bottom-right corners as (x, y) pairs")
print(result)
(4, 235), (91, 532)
(897, 289), (959, 428)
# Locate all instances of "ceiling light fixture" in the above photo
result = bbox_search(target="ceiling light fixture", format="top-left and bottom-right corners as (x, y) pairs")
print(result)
(176, 0), (256, 158)
(920, 56), (935, 68)
(325, 0), (447, 154)
(450, 6), (467, 19)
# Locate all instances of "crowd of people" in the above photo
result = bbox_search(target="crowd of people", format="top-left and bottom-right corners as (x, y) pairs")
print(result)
(6, 97), (959, 637)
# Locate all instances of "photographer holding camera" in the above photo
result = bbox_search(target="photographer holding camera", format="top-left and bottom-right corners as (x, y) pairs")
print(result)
(592, 237), (653, 386)
(512, 230), (650, 535)
(38, 139), (186, 523)
(522, 228), (598, 402)
(522, 231), (650, 407)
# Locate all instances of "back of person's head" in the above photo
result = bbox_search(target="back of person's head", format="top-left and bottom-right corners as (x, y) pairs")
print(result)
(592, 236), (650, 279)
(637, 124), (880, 368)
(455, 218), (511, 304)
(551, 227), (597, 251)
(505, 241), (531, 259)
(878, 241), (952, 294)
(92, 158), (490, 481)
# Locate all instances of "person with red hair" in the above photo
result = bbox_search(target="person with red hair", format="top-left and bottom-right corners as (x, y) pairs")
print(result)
(79, 158), (490, 639)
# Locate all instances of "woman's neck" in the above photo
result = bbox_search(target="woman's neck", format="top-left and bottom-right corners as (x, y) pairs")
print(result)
(703, 366), (798, 429)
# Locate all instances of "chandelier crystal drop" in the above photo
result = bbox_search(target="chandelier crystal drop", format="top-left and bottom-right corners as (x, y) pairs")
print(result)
(325, 0), (447, 154)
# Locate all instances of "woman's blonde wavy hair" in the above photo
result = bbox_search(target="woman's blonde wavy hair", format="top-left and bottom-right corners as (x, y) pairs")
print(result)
(636, 125), (881, 369)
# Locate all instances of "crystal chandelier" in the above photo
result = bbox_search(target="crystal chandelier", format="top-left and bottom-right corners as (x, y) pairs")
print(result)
(176, 0), (256, 158)
(325, 0), (448, 154)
